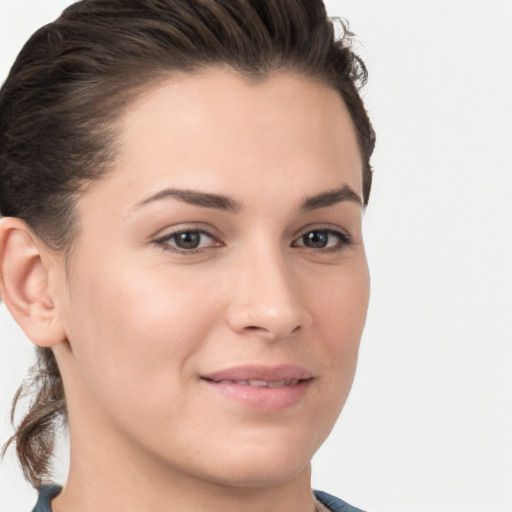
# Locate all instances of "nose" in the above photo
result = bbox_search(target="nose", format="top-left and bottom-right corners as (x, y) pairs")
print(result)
(227, 249), (312, 342)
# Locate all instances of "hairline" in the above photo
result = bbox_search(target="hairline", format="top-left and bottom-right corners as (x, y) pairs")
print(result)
(56, 64), (364, 274)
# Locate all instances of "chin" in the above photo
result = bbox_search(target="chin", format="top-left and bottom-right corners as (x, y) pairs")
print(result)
(190, 430), (318, 488)
(204, 459), (311, 489)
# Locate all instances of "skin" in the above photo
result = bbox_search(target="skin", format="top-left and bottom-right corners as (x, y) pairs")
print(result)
(1, 68), (369, 512)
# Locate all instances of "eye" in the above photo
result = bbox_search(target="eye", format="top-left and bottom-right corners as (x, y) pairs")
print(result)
(154, 229), (221, 253)
(292, 228), (352, 251)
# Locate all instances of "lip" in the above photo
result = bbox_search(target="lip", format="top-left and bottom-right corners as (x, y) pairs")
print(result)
(203, 364), (314, 382)
(201, 365), (314, 413)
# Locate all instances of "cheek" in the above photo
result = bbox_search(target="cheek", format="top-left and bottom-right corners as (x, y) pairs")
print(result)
(311, 262), (370, 381)
(62, 249), (222, 402)
(314, 260), (370, 337)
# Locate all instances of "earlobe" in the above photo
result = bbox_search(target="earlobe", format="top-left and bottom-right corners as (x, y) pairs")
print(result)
(0, 217), (67, 347)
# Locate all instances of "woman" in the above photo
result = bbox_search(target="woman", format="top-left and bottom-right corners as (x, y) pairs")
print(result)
(0, 1), (375, 511)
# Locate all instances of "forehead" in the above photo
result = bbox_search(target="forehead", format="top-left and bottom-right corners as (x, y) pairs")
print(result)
(85, 68), (363, 212)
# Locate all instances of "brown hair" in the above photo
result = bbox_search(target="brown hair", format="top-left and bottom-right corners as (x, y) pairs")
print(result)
(0, 0), (375, 487)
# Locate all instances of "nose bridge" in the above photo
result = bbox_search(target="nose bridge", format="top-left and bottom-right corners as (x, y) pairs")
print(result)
(227, 240), (310, 339)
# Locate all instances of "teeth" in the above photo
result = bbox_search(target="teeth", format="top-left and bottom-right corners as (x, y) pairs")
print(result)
(267, 380), (287, 388)
(216, 379), (299, 387)
(248, 379), (268, 387)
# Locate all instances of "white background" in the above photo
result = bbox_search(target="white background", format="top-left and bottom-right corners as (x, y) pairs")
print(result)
(1, 1), (511, 511)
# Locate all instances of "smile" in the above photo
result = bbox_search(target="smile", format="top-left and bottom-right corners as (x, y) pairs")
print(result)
(212, 379), (301, 388)
(201, 365), (314, 412)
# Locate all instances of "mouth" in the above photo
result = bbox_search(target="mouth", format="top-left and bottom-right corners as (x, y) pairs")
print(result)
(200, 365), (314, 412)
(202, 364), (314, 383)
(207, 378), (302, 388)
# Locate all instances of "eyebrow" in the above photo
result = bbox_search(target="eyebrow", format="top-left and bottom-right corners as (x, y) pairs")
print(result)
(132, 183), (361, 214)
(300, 185), (362, 210)
(133, 188), (242, 212)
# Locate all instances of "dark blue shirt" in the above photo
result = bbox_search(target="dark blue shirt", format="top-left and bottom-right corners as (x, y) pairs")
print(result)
(32, 485), (366, 512)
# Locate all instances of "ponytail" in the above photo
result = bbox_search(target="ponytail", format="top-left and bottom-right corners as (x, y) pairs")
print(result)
(2, 348), (66, 487)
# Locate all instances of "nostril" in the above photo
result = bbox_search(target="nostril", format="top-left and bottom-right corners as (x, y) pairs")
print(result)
(242, 324), (302, 336)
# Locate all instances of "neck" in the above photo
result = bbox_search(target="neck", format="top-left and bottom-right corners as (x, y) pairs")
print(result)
(52, 410), (316, 512)
(54, 455), (316, 512)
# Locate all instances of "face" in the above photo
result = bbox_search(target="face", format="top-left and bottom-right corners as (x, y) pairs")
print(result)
(52, 68), (370, 489)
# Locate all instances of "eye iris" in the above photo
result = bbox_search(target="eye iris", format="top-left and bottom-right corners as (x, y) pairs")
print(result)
(304, 230), (329, 248)
(175, 231), (201, 249)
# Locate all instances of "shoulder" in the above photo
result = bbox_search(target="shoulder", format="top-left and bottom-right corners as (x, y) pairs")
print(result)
(314, 490), (367, 512)
(31, 486), (62, 512)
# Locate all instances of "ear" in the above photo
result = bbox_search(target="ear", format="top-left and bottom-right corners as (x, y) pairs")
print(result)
(0, 217), (67, 347)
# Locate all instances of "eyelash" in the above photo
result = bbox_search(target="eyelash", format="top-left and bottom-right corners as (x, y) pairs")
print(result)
(291, 227), (353, 253)
(153, 228), (220, 254)
(153, 226), (353, 254)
